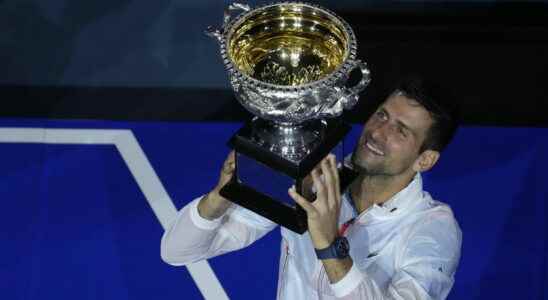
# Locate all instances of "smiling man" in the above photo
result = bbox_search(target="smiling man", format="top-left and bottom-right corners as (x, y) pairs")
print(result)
(161, 76), (462, 299)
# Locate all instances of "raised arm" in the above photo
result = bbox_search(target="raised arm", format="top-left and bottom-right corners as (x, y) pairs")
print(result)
(308, 210), (462, 300)
(161, 151), (277, 266)
(324, 210), (461, 299)
(197, 151), (236, 220)
(289, 155), (461, 299)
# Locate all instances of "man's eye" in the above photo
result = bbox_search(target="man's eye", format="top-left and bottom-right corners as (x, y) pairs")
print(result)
(376, 111), (386, 120)
(398, 127), (407, 137)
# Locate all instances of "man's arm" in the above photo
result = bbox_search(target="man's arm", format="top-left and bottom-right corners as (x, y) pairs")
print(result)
(161, 195), (276, 266)
(196, 152), (235, 220)
(161, 151), (276, 266)
(321, 257), (354, 284)
(289, 155), (461, 299)
(322, 212), (461, 299)
(289, 154), (350, 282)
(287, 209), (460, 300)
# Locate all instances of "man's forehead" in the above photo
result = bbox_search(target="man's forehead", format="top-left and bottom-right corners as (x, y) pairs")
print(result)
(384, 92), (420, 107)
(381, 93), (433, 130)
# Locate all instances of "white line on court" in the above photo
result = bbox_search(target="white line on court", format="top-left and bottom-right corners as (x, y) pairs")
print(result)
(0, 127), (230, 300)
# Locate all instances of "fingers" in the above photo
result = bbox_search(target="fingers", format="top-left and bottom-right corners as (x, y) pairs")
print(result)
(227, 150), (235, 163)
(288, 186), (317, 216)
(307, 154), (341, 211)
(221, 151), (236, 175)
(301, 173), (314, 199)
(320, 156), (335, 208)
(217, 151), (236, 190)
(311, 167), (325, 199)
(319, 154), (340, 208)
(329, 155), (341, 206)
(328, 154), (340, 195)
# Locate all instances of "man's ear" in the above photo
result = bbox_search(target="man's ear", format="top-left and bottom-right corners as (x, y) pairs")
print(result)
(413, 150), (440, 173)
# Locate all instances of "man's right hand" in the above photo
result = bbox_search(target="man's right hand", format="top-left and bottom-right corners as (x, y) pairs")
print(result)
(197, 151), (235, 220)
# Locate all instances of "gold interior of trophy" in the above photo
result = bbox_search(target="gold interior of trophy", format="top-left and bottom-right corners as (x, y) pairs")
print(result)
(228, 4), (349, 86)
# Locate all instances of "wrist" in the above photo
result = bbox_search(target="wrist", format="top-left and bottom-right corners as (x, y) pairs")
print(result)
(313, 236), (335, 251)
(310, 227), (338, 250)
(198, 190), (232, 220)
(322, 257), (354, 285)
(315, 236), (350, 260)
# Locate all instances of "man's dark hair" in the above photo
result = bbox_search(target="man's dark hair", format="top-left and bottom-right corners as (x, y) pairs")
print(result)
(394, 75), (460, 153)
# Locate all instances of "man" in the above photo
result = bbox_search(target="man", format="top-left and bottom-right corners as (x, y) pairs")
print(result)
(161, 76), (462, 299)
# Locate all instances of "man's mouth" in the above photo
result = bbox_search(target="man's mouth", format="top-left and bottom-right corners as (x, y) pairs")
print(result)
(364, 139), (385, 156)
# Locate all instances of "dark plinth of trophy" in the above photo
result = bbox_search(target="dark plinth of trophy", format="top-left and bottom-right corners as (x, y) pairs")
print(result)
(220, 118), (359, 234)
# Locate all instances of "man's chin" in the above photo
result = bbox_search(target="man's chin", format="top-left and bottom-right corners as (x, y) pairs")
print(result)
(351, 154), (378, 174)
(350, 152), (363, 169)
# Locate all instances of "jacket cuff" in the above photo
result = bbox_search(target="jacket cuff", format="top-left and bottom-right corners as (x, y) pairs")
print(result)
(189, 196), (223, 230)
(330, 262), (364, 298)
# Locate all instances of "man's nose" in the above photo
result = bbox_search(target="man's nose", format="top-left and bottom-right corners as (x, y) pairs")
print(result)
(370, 122), (387, 142)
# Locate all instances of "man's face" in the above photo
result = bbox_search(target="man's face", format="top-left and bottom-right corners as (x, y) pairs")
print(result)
(352, 93), (434, 176)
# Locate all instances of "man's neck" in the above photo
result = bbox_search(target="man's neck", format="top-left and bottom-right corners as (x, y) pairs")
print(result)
(349, 171), (416, 214)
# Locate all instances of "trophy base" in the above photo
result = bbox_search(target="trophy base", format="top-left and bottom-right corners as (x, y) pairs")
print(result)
(219, 118), (359, 234)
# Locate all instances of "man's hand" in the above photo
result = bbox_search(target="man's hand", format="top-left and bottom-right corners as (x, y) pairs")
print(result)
(198, 151), (235, 220)
(289, 154), (341, 250)
(289, 154), (353, 284)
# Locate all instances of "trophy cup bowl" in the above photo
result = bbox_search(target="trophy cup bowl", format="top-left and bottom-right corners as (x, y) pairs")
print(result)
(206, 2), (370, 233)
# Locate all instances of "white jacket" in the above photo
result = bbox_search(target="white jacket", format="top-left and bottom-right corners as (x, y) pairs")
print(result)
(161, 173), (462, 299)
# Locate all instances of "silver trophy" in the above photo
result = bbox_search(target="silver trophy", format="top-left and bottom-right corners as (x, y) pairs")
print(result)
(206, 2), (370, 233)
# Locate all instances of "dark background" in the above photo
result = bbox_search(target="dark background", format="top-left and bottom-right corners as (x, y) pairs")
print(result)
(2, 0), (547, 126)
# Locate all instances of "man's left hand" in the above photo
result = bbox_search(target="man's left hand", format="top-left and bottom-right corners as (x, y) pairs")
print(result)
(289, 154), (341, 250)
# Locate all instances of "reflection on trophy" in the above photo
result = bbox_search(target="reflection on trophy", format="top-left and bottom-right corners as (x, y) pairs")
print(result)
(206, 2), (371, 233)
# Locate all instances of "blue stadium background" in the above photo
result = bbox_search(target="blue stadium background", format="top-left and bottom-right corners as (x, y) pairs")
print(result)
(2, 0), (548, 299)
(1, 118), (547, 299)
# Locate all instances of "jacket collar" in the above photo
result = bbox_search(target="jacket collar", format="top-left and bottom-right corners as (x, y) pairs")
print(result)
(350, 172), (425, 223)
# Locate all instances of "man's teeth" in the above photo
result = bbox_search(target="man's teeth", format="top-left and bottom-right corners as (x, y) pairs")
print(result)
(366, 141), (384, 155)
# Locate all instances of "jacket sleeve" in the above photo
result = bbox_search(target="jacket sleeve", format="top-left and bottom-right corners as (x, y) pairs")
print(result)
(160, 196), (277, 266)
(327, 210), (462, 299)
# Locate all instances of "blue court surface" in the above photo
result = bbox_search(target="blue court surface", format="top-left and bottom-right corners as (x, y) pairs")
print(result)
(1, 118), (547, 299)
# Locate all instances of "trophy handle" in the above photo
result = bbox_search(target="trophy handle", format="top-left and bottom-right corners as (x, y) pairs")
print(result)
(205, 26), (223, 42)
(223, 2), (251, 27)
(341, 60), (371, 109)
(318, 60), (371, 118)
(206, 2), (251, 42)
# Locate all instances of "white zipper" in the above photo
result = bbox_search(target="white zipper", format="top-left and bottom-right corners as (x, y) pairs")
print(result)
(277, 243), (290, 298)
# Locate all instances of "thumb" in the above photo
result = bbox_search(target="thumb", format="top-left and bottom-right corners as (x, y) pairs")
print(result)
(289, 186), (315, 214)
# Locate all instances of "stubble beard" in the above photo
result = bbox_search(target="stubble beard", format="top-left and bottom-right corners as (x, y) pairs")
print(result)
(351, 147), (411, 180)
(351, 131), (410, 179)
(351, 148), (389, 177)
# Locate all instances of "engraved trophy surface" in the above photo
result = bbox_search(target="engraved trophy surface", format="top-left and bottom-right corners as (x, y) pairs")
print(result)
(206, 2), (371, 233)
